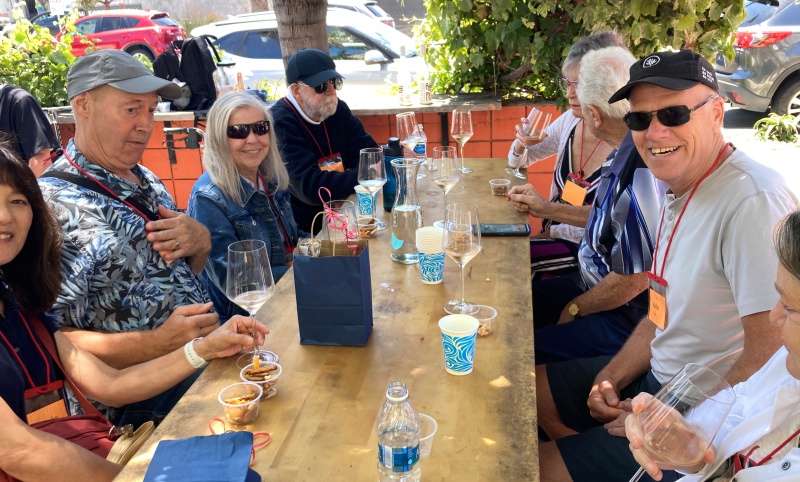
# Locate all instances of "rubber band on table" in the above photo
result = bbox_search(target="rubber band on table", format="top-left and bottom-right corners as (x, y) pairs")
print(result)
(208, 417), (271, 466)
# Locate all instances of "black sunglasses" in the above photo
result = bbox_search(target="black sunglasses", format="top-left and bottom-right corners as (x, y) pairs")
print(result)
(227, 120), (270, 139)
(302, 77), (344, 94)
(624, 95), (718, 131)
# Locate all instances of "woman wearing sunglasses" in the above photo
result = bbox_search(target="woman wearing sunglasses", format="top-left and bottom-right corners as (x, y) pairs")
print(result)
(188, 92), (306, 322)
(507, 32), (622, 281)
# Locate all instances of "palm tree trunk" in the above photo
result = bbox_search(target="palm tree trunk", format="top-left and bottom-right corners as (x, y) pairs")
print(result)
(273, 0), (328, 69)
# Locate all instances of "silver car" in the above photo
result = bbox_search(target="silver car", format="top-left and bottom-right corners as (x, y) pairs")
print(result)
(191, 9), (421, 103)
(715, 0), (800, 116)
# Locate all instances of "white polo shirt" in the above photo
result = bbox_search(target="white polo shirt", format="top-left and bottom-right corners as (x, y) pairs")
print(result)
(649, 148), (798, 384)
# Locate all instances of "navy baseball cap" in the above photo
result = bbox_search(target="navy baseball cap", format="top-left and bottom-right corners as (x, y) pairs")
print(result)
(286, 49), (343, 87)
(609, 50), (718, 103)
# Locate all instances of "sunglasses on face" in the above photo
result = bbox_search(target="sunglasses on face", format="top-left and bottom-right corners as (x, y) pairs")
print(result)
(301, 77), (344, 94)
(227, 120), (270, 139)
(557, 77), (578, 93)
(624, 95), (718, 131)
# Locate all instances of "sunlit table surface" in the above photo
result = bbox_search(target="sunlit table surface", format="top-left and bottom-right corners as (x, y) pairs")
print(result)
(115, 158), (538, 482)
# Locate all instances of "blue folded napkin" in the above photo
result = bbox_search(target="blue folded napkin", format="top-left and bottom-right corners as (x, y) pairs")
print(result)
(144, 432), (259, 482)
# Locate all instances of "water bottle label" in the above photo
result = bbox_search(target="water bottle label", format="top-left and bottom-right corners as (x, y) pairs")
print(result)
(378, 443), (419, 472)
(413, 143), (426, 157)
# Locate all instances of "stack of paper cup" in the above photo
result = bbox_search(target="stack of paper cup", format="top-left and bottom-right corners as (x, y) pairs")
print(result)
(416, 226), (445, 284)
(354, 185), (373, 217)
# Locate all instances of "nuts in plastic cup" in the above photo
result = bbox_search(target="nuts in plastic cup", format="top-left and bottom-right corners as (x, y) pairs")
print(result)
(489, 179), (511, 196)
(419, 413), (438, 458)
(438, 314), (479, 375)
(218, 382), (262, 425)
(473, 305), (497, 337)
(240, 362), (282, 400)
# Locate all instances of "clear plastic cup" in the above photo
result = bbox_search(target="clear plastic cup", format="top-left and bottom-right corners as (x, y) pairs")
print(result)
(240, 362), (282, 400)
(357, 217), (378, 238)
(218, 382), (262, 425)
(473, 305), (497, 337)
(489, 179), (511, 196)
(419, 413), (438, 458)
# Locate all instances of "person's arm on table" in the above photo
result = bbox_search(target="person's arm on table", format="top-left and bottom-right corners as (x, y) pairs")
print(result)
(59, 302), (220, 369)
(146, 205), (212, 274)
(508, 184), (591, 227)
(588, 320), (656, 423)
(0, 399), (121, 482)
(558, 272), (649, 324)
(56, 315), (268, 408)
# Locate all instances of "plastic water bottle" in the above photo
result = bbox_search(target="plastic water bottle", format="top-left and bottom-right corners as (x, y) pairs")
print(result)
(412, 124), (426, 164)
(377, 381), (421, 482)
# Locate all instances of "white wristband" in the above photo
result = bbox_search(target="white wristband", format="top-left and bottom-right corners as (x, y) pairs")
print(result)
(184, 337), (209, 369)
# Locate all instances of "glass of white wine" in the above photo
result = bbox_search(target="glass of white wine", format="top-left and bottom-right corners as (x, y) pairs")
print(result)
(358, 147), (387, 230)
(626, 363), (735, 482)
(442, 203), (481, 315)
(430, 146), (459, 229)
(226, 240), (276, 368)
(506, 108), (552, 179)
(397, 112), (421, 154)
(450, 109), (474, 174)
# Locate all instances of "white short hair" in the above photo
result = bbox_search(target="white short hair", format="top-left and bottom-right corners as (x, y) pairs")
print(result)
(577, 46), (637, 119)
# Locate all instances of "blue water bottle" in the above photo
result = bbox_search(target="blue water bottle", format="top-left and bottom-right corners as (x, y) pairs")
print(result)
(382, 137), (403, 212)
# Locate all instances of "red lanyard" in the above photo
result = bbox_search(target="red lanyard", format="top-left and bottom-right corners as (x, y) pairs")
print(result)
(576, 120), (602, 181)
(63, 151), (156, 224)
(650, 143), (730, 285)
(735, 427), (800, 471)
(283, 98), (334, 158)
(0, 311), (52, 392)
(258, 174), (294, 253)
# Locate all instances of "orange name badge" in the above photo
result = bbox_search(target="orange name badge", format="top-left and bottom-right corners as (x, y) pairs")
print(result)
(24, 381), (68, 424)
(562, 179), (588, 206)
(318, 153), (345, 173)
(648, 288), (667, 330)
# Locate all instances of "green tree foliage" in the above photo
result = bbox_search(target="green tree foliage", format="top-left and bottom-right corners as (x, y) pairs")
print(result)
(0, 8), (83, 107)
(419, 0), (745, 102)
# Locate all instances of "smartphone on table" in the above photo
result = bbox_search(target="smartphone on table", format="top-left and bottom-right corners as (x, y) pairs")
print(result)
(479, 223), (531, 236)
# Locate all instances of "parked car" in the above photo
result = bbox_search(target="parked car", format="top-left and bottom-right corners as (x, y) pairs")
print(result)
(328, 0), (395, 28)
(55, 9), (186, 61)
(715, 0), (800, 116)
(191, 9), (421, 102)
(30, 10), (83, 35)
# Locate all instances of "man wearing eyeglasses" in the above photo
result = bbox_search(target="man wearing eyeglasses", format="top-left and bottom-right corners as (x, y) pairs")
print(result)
(536, 50), (798, 482)
(269, 48), (378, 232)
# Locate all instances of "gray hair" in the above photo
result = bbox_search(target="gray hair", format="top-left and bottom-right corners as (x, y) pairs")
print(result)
(203, 92), (289, 206)
(776, 211), (800, 282)
(562, 31), (625, 74)
(577, 46), (636, 119)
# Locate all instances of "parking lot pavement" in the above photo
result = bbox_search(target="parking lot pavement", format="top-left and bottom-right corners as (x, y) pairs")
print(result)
(722, 106), (800, 197)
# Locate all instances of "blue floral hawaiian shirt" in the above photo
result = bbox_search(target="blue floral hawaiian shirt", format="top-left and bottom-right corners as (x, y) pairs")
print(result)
(38, 140), (209, 333)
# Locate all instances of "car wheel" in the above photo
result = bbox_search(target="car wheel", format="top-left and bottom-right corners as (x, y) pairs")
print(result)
(772, 76), (800, 117)
(127, 47), (154, 62)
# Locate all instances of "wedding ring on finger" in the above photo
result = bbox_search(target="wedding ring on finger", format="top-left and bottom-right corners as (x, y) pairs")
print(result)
(174, 239), (180, 250)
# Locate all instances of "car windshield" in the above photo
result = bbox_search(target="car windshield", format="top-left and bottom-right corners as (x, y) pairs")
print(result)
(349, 21), (415, 57)
(741, 0), (780, 26)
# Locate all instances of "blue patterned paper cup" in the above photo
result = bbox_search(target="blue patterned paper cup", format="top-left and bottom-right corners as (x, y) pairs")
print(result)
(354, 185), (373, 216)
(418, 252), (444, 284)
(438, 315), (479, 375)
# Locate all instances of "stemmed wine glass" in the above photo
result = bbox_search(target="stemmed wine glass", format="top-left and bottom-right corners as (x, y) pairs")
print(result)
(450, 109), (474, 174)
(506, 108), (552, 179)
(226, 240), (277, 369)
(397, 112), (424, 179)
(626, 363), (736, 482)
(358, 147), (387, 231)
(443, 203), (481, 315)
(430, 146), (459, 229)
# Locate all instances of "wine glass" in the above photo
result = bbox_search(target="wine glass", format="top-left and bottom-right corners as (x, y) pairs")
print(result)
(397, 112), (421, 154)
(627, 363), (736, 482)
(430, 146), (459, 229)
(226, 240), (277, 368)
(358, 147), (387, 231)
(442, 203), (481, 315)
(506, 108), (553, 179)
(450, 109), (474, 174)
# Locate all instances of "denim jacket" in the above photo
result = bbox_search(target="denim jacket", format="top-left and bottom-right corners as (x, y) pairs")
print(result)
(188, 171), (303, 322)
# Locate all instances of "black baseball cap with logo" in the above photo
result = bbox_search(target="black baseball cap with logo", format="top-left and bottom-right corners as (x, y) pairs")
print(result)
(285, 48), (343, 87)
(608, 50), (718, 103)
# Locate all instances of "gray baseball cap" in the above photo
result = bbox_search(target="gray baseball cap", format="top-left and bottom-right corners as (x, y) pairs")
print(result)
(67, 49), (182, 100)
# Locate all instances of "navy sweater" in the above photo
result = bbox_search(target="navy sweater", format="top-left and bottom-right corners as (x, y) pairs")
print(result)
(270, 97), (377, 232)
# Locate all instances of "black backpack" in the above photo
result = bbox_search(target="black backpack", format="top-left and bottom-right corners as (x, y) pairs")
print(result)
(153, 42), (182, 82)
(179, 35), (221, 111)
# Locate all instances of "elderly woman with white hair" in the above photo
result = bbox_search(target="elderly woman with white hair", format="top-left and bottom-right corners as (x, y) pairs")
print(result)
(188, 92), (305, 322)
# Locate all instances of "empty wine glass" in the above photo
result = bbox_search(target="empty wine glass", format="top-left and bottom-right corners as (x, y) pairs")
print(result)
(430, 146), (459, 229)
(358, 147), (387, 231)
(450, 109), (474, 174)
(627, 363), (736, 482)
(226, 240), (276, 368)
(506, 108), (553, 179)
(443, 203), (481, 315)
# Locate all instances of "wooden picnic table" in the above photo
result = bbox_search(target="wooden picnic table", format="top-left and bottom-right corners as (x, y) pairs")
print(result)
(114, 158), (538, 482)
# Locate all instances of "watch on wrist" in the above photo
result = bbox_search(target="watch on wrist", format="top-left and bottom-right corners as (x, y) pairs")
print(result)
(568, 299), (582, 319)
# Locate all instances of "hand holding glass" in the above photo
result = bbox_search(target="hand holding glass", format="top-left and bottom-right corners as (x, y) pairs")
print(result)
(507, 108), (552, 179)
(443, 203), (481, 315)
(450, 109), (474, 173)
(430, 146), (459, 229)
(358, 147), (387, 230)
(626, 363), (735, 482)
(226, 240), (276, 366)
